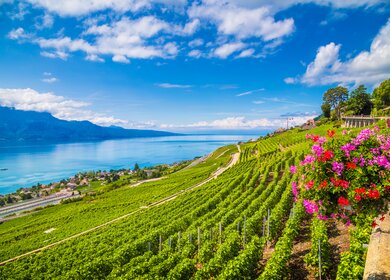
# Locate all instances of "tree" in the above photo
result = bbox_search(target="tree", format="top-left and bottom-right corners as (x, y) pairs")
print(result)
(321, 102), (331, 118)
(323, 86), (348, 120)
(134, 163), (140, 172)
(347, 85), (372, 115)
(372, 78), (390, 110)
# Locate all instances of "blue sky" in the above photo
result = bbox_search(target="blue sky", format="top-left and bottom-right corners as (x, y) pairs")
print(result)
(0, 0), (389, 132)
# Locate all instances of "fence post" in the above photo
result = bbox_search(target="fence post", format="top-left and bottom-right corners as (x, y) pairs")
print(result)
(210, 227), (213, 240)
(237, 221), (240, 233)
(243, 215), (247, 249)
(219, 222), (222, 244)
(168, 236), (171, 249)
(189, 233), (192, 244)
(148, 242), (151, 252)
(262, 216), (266, 237)
(159, 235), (162, 253)
(178, 232), (181, 251)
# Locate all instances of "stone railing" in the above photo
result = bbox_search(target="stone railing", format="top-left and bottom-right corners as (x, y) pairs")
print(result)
(341, 115), (388, 128)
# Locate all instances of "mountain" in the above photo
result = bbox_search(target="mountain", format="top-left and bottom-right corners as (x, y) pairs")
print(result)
(0, 106), (179, 142)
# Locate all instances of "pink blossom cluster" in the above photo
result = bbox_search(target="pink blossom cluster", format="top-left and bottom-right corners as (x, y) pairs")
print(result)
(303, 199), (318, 214)
(340, 143), (356, 157)
(332, 161), (344, 176)
(300, 155), (315, 166)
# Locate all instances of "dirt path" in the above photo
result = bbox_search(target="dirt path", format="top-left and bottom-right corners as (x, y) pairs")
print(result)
(0, 148), (240, 266)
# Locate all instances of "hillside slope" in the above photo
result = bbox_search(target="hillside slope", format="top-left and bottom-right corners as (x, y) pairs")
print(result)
(0, 125), (378, 279)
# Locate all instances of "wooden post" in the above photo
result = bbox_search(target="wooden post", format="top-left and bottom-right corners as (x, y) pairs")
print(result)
(237, 221), (240, 233)
(178, 232), (181, 251)
(210, 227), (213, 240)
(148, 242), (151, 252)
(243, 215), (247, 249)
(189, 233), (192, 244)
(168, 236), (171, 248)
(267, 209), (270, 238)
(159, 235), (162, 253)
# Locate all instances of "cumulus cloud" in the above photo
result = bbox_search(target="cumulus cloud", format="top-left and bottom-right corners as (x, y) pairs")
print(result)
(214, 42), (246, 58)
(188, 2), (295, 41)
(295, 19), (390, 86)
(188, 49), (202, 58)
(25, 0), (187, 17)
(0, 88), (127, 126)
(7, 27), (30, 40)
(161, 115), (317, 130)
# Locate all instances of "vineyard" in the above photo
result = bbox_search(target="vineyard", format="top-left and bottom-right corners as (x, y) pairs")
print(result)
(0, 125), (378, 279)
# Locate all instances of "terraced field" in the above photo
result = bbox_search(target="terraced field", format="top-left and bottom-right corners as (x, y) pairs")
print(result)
(0, 126), (373, 279)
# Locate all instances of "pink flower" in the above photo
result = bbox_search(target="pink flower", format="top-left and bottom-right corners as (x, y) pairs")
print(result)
(311, 144), (324, 157)
(303, 199), (318, 214)
(318, 214), (328, 221)
(340, 143), (356, 157)
(301, 155), (315, 166)
(332, 161), (344, 176)
(292, 182), (298, 201)
(289, 165), (297, 174)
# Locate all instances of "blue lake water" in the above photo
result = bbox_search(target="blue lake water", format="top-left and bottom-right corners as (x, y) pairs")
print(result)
(0, 135), (260, 194)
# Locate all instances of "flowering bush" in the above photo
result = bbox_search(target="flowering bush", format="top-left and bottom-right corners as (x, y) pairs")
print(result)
(290, 127), (390, 226)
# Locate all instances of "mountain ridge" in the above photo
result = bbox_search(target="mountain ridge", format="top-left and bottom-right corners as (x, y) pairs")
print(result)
(0, 106), (179, 142)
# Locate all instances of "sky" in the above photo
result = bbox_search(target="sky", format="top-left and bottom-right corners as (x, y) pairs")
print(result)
(0, 0), (389, 133)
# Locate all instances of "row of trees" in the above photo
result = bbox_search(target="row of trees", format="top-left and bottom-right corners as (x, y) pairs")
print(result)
(321, 78), (390, 119)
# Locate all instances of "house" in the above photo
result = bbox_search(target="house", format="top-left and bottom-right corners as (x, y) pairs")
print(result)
(301, 119), (316, 130)
(79, 178), (89, 186)
(275, 127), (286, 134)
(66, 182), (78, 190)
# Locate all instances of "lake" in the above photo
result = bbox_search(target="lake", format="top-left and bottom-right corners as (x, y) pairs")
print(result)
(0, 134), (261, 194)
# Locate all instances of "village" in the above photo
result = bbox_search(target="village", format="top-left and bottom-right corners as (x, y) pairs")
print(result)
(0, 159), (193, 209)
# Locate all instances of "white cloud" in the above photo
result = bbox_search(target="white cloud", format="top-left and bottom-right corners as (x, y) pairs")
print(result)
(0, 88), (128, 126)
(236, 48), (256, 58)
(42, 77), (58, 83)
(236, 88), (265, 97)
(188, 2), (295, 41)
(26, 0), (186, 17)
(40, 50), (69, 60)
(7, 27), (29, 40)
(253, 100), (265, 104)
(284, 77), (296, 84)
(297, 19), (390, 86)
(85, 54), (105, 62)
(214, 42), (246, 58)
(161, 115), (317, 130)
(188, 49), (202, 58)
(157, 83), (192, 88)
(35, 13), (54, 29)
(112, 55), (130, 63)
(188, 38), (204, 48)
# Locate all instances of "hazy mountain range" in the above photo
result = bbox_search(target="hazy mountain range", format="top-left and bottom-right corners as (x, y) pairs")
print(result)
(0, 106), (178, 142)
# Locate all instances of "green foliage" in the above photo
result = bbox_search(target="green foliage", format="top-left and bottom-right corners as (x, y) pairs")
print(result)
(321, 102), (331, 118)
(336, 216), (372, 280)
(258, 202), (305, 280)
(323, 86), (349, 119)
(304, 216), (331, 277)
(347, 85), (373, 115)
(372, 78), (390, 110)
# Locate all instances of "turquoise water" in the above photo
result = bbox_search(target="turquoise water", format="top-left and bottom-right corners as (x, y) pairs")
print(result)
(0, 135), (259, 194)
